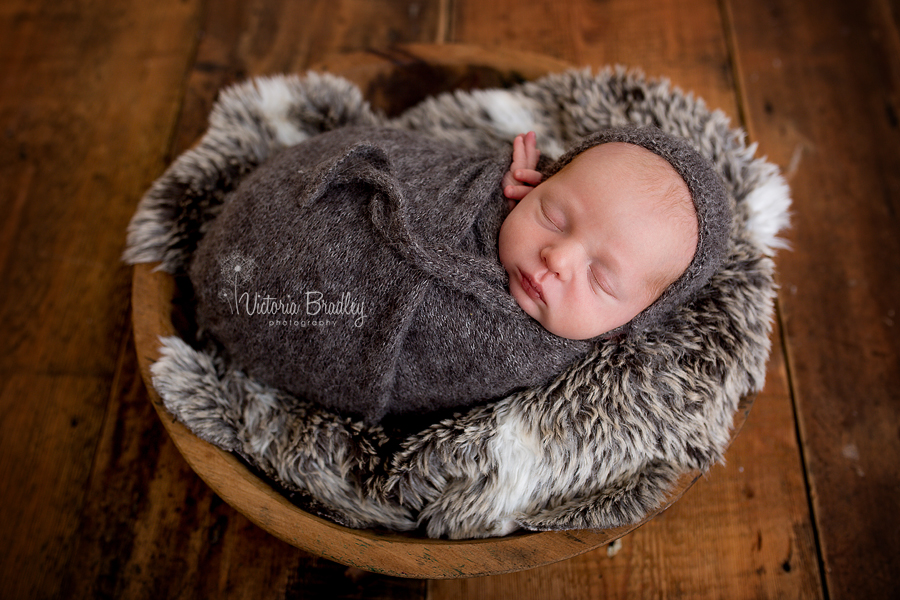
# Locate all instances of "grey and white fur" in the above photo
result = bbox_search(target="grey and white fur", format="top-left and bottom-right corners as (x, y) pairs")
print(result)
(124, 68), (790, 539)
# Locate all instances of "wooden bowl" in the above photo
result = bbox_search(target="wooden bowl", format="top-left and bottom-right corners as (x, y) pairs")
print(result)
(131, 44), (753, 579)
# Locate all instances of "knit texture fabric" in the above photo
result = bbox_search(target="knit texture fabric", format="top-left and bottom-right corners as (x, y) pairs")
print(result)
(189, 126), (593, 424)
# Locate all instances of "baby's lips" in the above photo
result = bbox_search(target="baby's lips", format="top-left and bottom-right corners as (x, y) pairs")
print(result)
(520, 271), (544, 303)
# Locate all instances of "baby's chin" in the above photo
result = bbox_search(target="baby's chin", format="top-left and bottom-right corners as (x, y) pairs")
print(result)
(537, 308), (625, 340)
(513, 297), (606, 340)
(508, 284), (539, 321)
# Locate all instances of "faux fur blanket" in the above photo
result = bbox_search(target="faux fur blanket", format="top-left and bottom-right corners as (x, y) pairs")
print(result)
(189, 126), (592, 425)
(124, 68), (790, 539)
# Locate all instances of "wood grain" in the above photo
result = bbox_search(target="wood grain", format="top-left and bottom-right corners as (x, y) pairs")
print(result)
(0, 373), (109, 599)
(451, 0), (740, 120)
(310, 44), (572, 117)
(0, 1), (199, 598)
(171, 0), (445, 156)
(0, 0), (199, 376)
(726, 0), (900, 596)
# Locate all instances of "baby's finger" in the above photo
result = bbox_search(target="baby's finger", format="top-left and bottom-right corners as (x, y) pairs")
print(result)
(511, 134), (528, 170)
(501, 169), (520, 190)
(514, 168), (543, 186)
(523, 131), (540, 170)
(503, 184), (534, 201)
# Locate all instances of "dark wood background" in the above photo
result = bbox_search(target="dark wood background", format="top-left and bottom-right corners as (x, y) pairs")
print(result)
(1, 0), (898, 598)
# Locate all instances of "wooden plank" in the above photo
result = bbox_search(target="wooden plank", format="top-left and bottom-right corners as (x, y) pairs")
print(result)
(62, 331), (310, 598)
(451, 0), (740, 122)
(311, 44), (572, 118)
(0, 0), (199, 598)
(0, 374), (108, 600)
(0, 0), (199, 375)
(725, 0), (900, 597)
(66, 1), (446, 597)
(171, 0), (445, 155)
(66, 336), (427, 598)
(429, 0), (824, 597)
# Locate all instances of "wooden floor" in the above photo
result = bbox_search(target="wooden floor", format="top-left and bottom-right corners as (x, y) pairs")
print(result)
(1, 0), (898, 598)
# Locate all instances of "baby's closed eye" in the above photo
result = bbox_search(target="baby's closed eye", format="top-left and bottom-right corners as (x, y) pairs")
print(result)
(541, 207), (561, 230)
(539, 201), (566, 231)
(589, 267), (612, 297)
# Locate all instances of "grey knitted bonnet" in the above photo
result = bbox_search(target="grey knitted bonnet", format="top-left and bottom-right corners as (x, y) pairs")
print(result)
(543, 126), (732, 337)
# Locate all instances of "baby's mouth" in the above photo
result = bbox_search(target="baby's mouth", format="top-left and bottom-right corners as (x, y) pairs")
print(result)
(521, 272), (544, 303)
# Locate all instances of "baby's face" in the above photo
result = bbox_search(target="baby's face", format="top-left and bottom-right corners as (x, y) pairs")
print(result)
(499, 142), (698, 340)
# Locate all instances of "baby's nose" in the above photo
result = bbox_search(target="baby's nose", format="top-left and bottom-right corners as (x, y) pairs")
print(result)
(541, 243), (579, 279)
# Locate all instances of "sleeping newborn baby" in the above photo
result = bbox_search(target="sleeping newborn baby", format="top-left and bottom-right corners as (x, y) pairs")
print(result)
(189, 125), (730, 425)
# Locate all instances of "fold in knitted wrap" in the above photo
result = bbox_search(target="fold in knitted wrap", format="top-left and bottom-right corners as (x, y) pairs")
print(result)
(189, 126), (592, 424)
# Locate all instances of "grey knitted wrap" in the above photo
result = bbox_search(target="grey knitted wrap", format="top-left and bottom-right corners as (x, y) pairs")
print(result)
(123, 69), (790, 539)
(188, 126), (593, 425)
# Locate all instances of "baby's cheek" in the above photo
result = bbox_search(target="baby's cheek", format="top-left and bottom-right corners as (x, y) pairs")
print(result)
(497, 218), (522, 269)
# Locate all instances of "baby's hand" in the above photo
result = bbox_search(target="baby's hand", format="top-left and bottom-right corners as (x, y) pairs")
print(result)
(502, 132), (542, 207)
